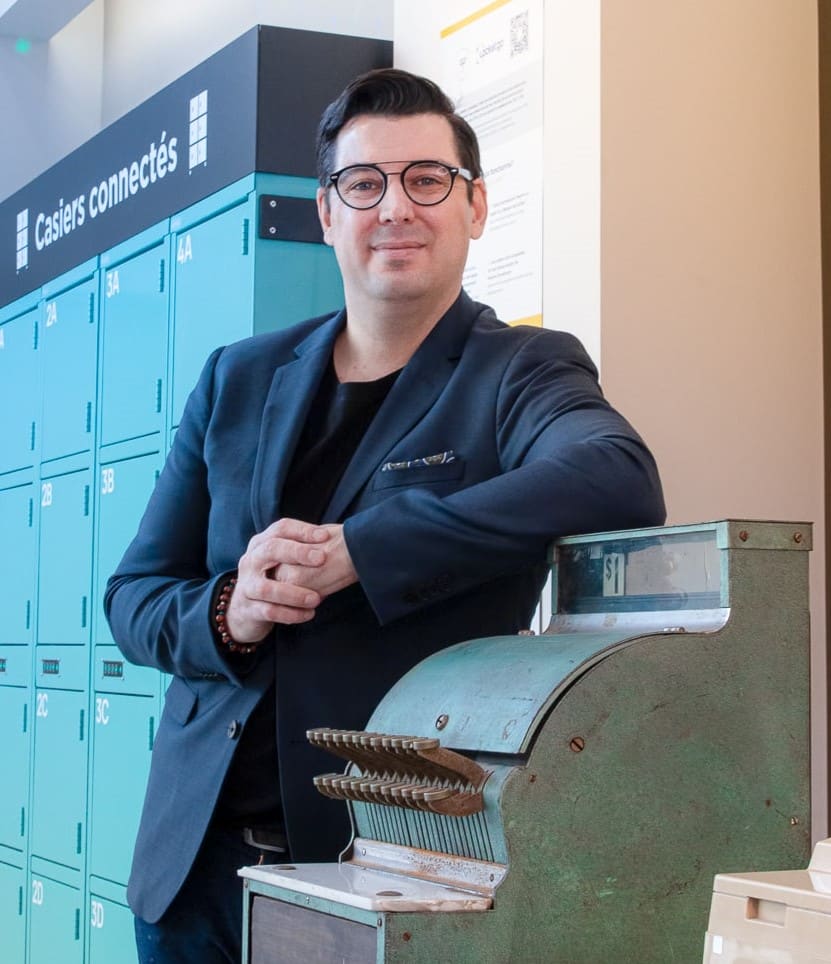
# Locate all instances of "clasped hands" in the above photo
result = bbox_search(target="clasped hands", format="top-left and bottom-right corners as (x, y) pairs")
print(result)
(224, 518), (358, 645)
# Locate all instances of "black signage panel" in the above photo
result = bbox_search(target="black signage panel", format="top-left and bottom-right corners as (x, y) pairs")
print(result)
(0, 26), (391, 307)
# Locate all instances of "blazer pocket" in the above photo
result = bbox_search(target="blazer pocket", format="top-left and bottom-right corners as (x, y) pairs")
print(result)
(372, 458), (466, 491)
(163, 676), (199, 726)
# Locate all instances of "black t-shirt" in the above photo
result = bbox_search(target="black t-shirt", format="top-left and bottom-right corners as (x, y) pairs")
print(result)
(213, 357), (400, 828)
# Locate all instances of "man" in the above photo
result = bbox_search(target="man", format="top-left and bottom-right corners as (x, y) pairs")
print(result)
(105, 67), (665, 963)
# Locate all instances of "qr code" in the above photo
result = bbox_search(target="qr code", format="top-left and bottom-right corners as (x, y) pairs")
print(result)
(510, 10), (529, 57)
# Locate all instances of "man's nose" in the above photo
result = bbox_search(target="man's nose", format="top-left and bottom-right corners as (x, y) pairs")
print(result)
(377, 174), (415, 222)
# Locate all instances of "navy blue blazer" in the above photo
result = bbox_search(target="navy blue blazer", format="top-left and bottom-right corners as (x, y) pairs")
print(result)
(105, 291), (665, 922)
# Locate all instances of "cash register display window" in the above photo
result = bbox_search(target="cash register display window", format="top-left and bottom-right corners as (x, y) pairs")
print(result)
(556, 529), (722, 614)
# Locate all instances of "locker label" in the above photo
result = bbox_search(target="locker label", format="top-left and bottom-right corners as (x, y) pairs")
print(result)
(91, 899), (105, 929)
(31, 879), (44, 905)
(95, 696), (110, 725)
(177, 234), (193, 264)
(105, 270), (120, 298)
(101, 467), (115, 494)
(0, 327), (4, 348)
(36, 691), (48, 717)
(45, 301), (57, 327)
(41, 481), (53, 507)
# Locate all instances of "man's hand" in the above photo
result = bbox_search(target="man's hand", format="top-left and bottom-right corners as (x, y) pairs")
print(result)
(225, 518), (331, 644)
(275, 523), (358, 598)
(224, 519), (359, 645)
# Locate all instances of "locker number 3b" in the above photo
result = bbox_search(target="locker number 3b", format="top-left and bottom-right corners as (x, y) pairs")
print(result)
(101, 468), (115, 494)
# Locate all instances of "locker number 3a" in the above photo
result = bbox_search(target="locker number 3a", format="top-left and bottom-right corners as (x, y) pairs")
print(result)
(96, 697), (110, 725)
(101, 468), (115, 494)
(106, 270), (120, 298)
(91, 899), (105, 928)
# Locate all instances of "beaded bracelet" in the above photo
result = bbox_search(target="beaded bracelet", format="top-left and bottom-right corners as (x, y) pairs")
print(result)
(214, 576), (259, 655)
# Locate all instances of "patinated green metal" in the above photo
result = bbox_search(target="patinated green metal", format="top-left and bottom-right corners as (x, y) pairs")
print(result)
(242, 520), (812, 963)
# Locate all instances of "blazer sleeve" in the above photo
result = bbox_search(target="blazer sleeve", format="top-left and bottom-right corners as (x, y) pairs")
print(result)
(103, 347), (250, 683)
(343, 329), (666, 625)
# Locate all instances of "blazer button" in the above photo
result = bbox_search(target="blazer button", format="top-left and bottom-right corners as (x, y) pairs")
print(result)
(227, 720), (241, 740)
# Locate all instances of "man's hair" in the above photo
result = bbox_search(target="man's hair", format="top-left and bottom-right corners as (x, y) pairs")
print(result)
(315, 68), (482, 188)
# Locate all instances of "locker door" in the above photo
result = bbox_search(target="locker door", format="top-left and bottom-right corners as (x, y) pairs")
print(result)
(88, 694), (154, 886)
(100, 245), (168, 446)
(28, 873), (83, 964)
(30, 688), (87, 868)
(94, 453), (160, 646)
(37, 468), (93, 646)
(40, 276), (98, 462)
(0, 861), (25, 964)
(88, 893), (137, 964)
(171, 199), (254, 426)
(0, 307), (39, 473)
(0, 482), (36, 644)
(0, 686), (29, 852)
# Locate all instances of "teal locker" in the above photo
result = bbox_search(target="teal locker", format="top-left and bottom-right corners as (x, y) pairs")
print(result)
(37, 466), (93, 646)
(0, 684), (29, 853)
(88, 694), (154, 887)
(93, 450), (161, 648)
(0, 860), (26, 963)
(30, 688), (87, 869)
(0, 481), (36, 644)
(28, 870), (83, 964)
(99, 230), (168, 447)
(88, 893), (137, 964)
(0, 298), (40, 474)
(170, 194), (255, 427)
(40, 264), (98, 464)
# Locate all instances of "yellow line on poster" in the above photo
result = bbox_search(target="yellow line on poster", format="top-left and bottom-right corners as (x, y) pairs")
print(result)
(440, 0), (513, 39)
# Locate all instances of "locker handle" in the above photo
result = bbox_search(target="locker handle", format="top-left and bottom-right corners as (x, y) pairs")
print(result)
(22, 702), (27, 733)
(83, 486), (90, 516)
(85, 401), (92, 433)
(18, 885), (23, 917)
(76, 822), (83, 855)
(28, 497), (33, 527)
(159, 258), (166, 292)
(242, 217), (250, 256)
(88, 292), (95, 324)
(155, 378), (163, 413)
(29, 421), (36, 452)
(81, 595), (88, 627)
(20, 807), (25, 837)
(26, 599), (31, 629)
(75, 906), (81, 939)
(149, 715), (156, 750)
(32, 320), (39, 350)
(41, 658), (60, 675)
(0, 657), (5, 673)
(79, 708), (85, 741)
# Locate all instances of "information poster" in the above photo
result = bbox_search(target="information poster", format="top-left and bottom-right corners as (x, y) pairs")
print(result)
(440, 0), (543, 326)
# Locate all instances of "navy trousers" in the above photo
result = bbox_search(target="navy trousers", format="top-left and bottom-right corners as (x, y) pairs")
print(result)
(133, 824), (278, 963)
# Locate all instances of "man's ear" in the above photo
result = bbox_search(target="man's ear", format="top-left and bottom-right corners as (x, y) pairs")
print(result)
(317, 187), (333, 247)
(469, 179), (488, 240)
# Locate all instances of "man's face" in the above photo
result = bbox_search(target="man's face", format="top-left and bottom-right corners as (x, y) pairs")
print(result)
(317, 113), (487, 314)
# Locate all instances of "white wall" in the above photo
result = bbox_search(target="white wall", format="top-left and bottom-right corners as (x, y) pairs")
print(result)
(0, 0), (393, 202)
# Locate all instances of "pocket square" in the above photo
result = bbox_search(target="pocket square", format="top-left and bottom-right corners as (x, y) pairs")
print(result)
(381, 450), (456, 472)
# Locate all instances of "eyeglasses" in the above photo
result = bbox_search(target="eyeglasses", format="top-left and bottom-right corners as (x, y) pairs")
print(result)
(328, 160), (474, 210)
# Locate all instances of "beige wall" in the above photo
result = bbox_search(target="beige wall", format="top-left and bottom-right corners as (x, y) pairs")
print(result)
(601, 1), (826, 833)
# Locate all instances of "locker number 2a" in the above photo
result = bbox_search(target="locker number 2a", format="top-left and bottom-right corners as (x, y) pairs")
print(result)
(101, 468), (115, 494)
(36, 692), (48, 717)
(45, 301), (57, 327)
(32, 879), (44, 906)
(105, 270), (120, 298)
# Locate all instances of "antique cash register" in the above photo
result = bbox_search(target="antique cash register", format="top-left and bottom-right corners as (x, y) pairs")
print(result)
(239, 520), (812, 962)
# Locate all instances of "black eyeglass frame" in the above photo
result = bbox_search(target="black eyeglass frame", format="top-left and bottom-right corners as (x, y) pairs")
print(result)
(327, 160), (475, 210)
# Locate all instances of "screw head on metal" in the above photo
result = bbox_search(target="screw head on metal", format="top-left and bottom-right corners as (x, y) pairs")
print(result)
(794, 532), (803, 544)
(269, 199), (277, 208)
(569, 736), (585, 752)
(435, 714), (449, 730)
(739, 530), (749, 542)
(269, 226), (277, 235)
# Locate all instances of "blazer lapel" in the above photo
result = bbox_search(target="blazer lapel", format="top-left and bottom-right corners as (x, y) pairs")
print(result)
(250, 312), (344, 531)
(323, 294), (475, 523)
